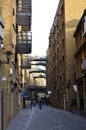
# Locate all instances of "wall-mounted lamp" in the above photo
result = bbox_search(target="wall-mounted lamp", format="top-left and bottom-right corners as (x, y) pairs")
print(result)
(0, 50), (13, 66)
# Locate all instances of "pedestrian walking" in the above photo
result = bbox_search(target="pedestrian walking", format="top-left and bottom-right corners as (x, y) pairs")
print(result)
(28, 99), (31, 109)
(30, 100), (33, 109)
(39, 99), (42, 109)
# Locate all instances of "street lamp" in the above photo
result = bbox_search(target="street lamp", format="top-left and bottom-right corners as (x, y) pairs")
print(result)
(5, 51), (13, 63)
(0, 50), (13, 65)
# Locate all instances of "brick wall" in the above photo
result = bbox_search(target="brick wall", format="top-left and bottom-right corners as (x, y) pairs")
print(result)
(1, 0), (16, 129)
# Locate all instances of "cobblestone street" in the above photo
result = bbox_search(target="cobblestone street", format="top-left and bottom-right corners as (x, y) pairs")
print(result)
(6, 105), (86, 130)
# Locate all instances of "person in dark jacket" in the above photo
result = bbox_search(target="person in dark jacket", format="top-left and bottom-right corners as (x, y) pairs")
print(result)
(39, 99), (42, 109)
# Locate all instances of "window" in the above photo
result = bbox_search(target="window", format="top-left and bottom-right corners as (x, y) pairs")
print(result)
(62, 22), (64, 34)
(13, 8), (15, 16)
(62, 55), (64, 63)
(62, 38), (65, 49)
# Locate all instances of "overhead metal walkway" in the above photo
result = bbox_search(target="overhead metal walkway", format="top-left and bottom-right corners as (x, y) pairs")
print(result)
(25, 86), (47, 93)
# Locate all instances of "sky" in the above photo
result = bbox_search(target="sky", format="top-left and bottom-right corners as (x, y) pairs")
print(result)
(31, 0), (59, 56)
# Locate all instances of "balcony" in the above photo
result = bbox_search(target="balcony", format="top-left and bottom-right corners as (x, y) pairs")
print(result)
(16, 0), (32, 30)
(16, 31), (32, 54)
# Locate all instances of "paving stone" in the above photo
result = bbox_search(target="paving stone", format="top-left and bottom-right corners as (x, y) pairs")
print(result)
(6, 105), (86, 130)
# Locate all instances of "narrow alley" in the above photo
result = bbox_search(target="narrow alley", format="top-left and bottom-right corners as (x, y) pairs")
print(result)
(6, 105), (86, 130)
(1, 0), (86, 130)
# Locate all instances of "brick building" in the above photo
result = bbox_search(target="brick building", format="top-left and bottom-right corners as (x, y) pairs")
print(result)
(0, 0), (32, 129)
(46, 0), (86, 110)
(74, 9), (86, 112)
(0, 2), (4, 129)
(1, 1), (18, 129)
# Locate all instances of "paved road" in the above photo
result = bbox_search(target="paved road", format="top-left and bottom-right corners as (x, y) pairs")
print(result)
(6, 105), (86, 130)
